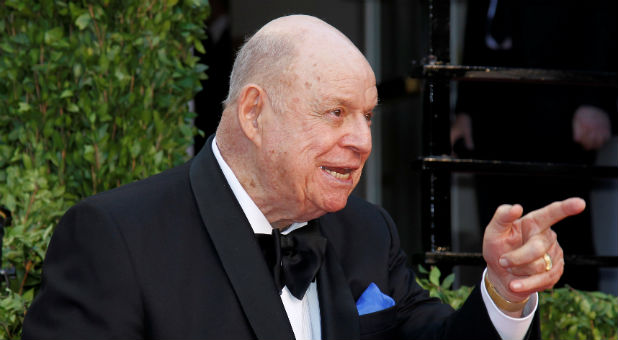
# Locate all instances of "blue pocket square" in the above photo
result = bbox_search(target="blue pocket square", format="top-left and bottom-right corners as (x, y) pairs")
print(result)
(356, 282), (395, 315)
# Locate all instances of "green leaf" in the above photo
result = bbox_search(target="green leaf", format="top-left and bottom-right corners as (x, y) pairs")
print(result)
(429, 266), (441, 286)
(185, 0), (208, 7)
(1, 42), (15, 53)
(114, 69), (129, 82)
(18, 102), (32, 112)
(60, 90), (74, 98)
(75, 13), (91, 30)
(67, 103), (79, 112)
(22, 288), (34, 302)
(130, 142), (141, 158)
(22, 153), (33, 169)
(193, 39), (205, 54)
(581, 297), (592, 315)
(44, 27), (64, 45)
(441, 273), (455, 290)
(83, 145), (95, 163)
(73, 64), (83, 78)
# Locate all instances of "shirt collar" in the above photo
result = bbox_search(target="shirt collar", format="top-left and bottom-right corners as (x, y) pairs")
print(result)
(211, 137), (307, 235)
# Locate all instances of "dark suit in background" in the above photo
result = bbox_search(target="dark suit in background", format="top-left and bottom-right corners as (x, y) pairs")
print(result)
(22, 136), (537, 339)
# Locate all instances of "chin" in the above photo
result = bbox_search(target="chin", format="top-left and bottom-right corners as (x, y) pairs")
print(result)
(320, 196), (350, 213)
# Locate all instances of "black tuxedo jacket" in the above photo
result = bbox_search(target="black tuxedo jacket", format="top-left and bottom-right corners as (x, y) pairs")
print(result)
(23, 136), (539, 339)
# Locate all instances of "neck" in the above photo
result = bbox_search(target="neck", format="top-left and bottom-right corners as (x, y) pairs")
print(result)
(217, 133), (293, 229)
(216, 127), (326, 229)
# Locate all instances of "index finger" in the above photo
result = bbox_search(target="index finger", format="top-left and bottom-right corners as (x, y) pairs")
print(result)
(524, 197), (586, 235)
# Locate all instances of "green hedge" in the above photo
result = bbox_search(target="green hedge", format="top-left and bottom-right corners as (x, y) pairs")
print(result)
(417, 266), (618, 340)
(0, 0), (209, 337)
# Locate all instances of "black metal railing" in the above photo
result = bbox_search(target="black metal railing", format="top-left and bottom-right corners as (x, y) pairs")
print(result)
(416, 0), (618, 268)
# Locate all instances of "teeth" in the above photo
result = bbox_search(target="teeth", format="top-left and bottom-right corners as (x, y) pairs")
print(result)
(321, 166), (351, 180)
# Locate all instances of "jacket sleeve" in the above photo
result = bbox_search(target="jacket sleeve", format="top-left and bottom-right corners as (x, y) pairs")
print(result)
(22, 200), (144, 339)
(376, 205), (540, 339)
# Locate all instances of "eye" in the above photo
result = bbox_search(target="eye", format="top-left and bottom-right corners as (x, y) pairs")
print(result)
(364, 111), (373, 122)
(330, 109), (343, 117)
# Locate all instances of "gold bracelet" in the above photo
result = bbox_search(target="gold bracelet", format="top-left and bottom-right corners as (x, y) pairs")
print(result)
(484, 275), (529, 313)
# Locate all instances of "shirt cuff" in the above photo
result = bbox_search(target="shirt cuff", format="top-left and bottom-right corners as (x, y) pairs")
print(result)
(480, 268), (537, 340)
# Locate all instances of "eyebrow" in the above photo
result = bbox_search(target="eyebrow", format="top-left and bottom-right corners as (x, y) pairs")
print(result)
(312, 96), (379, 113)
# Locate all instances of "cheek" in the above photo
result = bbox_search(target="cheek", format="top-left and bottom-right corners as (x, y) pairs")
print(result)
(264, 143), (307, 184)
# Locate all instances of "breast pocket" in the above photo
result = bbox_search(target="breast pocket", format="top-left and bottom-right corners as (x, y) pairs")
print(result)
(358, 304), (398, 339)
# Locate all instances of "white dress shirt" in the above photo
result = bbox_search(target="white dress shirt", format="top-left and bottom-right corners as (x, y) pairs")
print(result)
(211, 137), (535, 340)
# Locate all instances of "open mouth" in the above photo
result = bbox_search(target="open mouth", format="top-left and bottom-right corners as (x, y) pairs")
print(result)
(320, 166), (352, 180)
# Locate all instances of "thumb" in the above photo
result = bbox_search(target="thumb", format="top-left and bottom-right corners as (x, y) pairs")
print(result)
(490, 204), (523, 232)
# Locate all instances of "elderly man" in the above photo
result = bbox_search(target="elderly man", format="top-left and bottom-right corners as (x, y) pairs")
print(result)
(23, 15), (583, 339)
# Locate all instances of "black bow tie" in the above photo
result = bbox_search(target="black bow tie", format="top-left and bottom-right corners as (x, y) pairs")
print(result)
(255, 221), (327, 300)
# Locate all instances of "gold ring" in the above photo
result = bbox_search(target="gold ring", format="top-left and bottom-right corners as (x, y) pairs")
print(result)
(543, 253), (552, 271)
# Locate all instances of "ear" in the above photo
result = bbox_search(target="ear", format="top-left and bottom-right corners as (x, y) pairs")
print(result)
(236, 84), (266, 146)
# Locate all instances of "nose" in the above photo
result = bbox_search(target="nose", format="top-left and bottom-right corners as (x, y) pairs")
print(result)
(341, 113), (372, 156)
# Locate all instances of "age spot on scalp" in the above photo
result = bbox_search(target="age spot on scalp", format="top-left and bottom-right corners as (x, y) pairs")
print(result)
(304, 81), (312, 89)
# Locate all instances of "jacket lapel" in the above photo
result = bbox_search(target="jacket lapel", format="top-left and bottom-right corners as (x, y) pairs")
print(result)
(315, 220), (360, 340)
(189, 136), (295, 340)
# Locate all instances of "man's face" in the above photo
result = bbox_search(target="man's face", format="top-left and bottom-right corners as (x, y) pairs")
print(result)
(257, 51), (378, 221)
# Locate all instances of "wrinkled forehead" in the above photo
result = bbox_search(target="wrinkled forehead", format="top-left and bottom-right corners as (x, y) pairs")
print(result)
(294, 49), (378, 110)
(264, 17), (378, 109)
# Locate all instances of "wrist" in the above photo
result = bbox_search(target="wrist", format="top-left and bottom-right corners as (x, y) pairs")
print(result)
(484, 274), (529, 314)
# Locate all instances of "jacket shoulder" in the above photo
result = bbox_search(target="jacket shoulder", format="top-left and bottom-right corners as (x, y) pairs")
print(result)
(79, 161), (193, 214)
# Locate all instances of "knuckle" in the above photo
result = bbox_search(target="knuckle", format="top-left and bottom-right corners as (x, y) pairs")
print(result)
(556, 247), (564, 259)
(536, 259), (546, 273)
(548, 267), (560, 282)
(528, 215), (541, 228)
(510, 267), (524, 276)
(532, 237), (546, 252)
(549, 259), (565, 281)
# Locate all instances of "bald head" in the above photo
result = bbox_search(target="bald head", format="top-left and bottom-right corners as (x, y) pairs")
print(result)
(257, 14), (358, 51)
(222, 15), (369, 112)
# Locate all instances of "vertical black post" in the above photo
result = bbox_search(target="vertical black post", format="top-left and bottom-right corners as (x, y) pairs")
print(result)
(421, 0), (452, 253)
